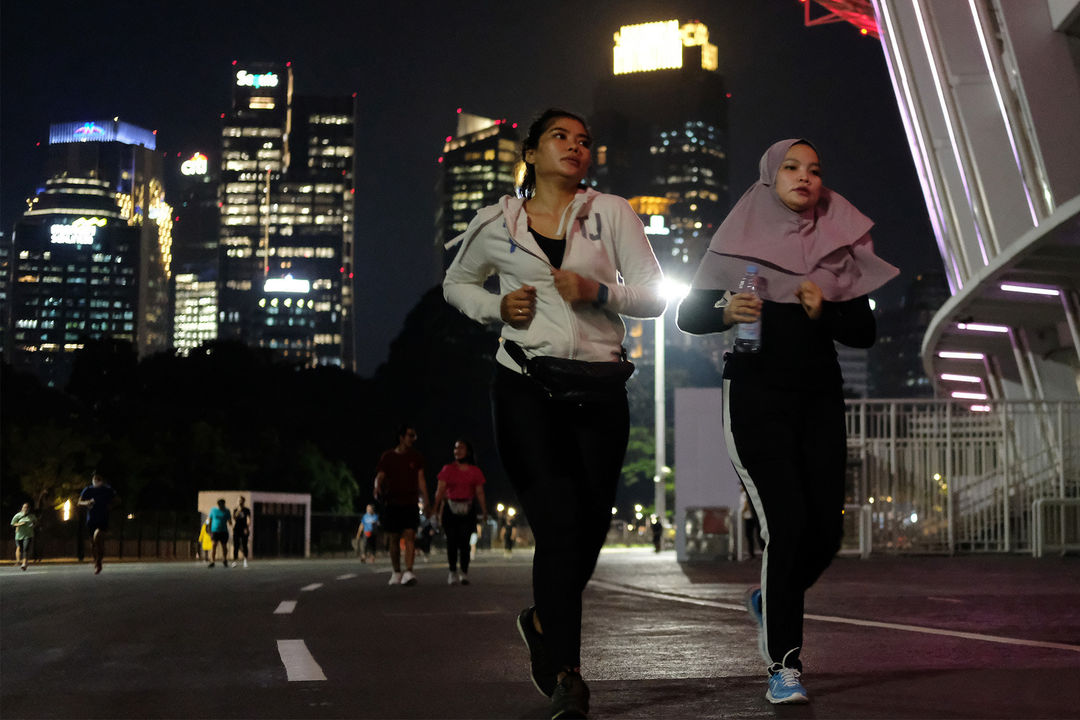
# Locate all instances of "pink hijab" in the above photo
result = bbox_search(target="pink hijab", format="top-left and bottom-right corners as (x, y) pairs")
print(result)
(691, 139), (898, 302)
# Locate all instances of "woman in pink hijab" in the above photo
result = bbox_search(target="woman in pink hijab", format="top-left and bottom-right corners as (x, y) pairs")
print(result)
(678, 139), (897, 706)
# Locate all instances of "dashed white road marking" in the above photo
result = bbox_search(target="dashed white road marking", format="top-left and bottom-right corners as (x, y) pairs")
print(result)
(336, 573), (357, 580)
(589, 579), (1080, 654)
(276, 639), (326, 681)
(300, 583), (323, 592)
(274, 601), (297, 615)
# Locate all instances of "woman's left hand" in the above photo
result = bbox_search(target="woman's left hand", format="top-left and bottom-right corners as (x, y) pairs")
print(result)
(551, 269), (599, 304)
(795, 280), (824, 320)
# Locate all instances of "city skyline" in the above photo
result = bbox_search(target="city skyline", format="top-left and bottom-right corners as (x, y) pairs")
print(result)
(1, 1), (943, 375)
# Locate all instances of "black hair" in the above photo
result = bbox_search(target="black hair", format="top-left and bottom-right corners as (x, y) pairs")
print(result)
(517, 107), (592, 198)
(397, 423), (416, 441)
(452, 438), (476, 465)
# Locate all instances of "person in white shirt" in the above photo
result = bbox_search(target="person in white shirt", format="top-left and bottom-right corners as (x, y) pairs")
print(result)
(444, 107), (665, 720)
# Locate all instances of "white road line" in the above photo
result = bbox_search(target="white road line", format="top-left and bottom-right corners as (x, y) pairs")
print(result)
(336, 573), (357, 580)
(300, 583), (323, 592)
(276, 639), (327, 681)
(274, 601), (297, 615)
(589, 579), (1080, 654)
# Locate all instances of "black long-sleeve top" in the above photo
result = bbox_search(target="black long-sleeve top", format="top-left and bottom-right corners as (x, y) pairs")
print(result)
(677, 288), (876, 390)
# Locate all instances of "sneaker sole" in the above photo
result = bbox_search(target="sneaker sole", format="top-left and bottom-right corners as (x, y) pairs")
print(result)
(766, 690), (808, 704)
(516, 613), (554, 698)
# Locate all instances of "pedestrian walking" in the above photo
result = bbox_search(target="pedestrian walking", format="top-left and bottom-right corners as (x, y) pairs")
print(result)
(677, 138), (897, 704)
(373, 424), (431, 586)
(433, 439), (488, 585)
(77, 471), (118, 574)
(207, 498), (231, 568)
(500, 508), (519, 558)
(232, 496), (251, 568)
(10, 502), (36, 570)
(357, 504), (379, 562)
(197, 518), (212, 562)
(443, 107), (665, 719)
(650, 515), (662, 553)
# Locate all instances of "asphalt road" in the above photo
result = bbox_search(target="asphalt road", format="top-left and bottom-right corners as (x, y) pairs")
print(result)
(2, 548), (1078, 719)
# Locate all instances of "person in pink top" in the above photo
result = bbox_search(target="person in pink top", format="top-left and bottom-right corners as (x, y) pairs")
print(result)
(433, 439), (488, 585)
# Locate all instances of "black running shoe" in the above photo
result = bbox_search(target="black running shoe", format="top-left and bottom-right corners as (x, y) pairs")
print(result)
(516, 606), (557, 697)
(549, 671), (589, 719)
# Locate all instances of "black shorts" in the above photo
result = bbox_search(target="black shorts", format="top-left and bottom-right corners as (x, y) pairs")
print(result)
(380, 504), (418, 534)
(211, 531), (229, 543)
(87, 518), (109, 533)
(16, 538), (32, 552)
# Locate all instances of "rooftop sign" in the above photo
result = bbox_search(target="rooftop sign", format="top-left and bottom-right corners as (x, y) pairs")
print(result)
(613, 20), (718, 75)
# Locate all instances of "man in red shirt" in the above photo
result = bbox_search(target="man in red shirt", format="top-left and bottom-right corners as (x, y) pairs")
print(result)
(374, 424), (431, 586)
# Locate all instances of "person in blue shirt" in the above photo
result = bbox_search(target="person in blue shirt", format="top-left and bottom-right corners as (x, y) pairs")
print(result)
(207, 498), (232, 568)
(356, 504), (379, 563)
(77, 471), (118, 575)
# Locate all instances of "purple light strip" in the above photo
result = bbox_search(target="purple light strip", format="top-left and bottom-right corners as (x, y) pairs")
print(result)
(912, 0), (991, 267)
(871, 0), (961, 293)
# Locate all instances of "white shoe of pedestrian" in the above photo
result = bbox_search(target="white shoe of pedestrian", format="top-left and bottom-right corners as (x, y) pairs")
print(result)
(448, 571), (459, 585)
(388, 571), (402, 586)
(401, 570), (418, 586)
(243, 559), (248, 568)
(231, 561), (237, 567)
(459, 572), (470, 586)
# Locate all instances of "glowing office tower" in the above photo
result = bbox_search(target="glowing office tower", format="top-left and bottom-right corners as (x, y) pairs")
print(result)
(171, 150), (220, 354)
(218, 62), (355, 369)
(593, 20), (730, 283)
(436, 111), (519, 270)
(7, 119), (172, 386)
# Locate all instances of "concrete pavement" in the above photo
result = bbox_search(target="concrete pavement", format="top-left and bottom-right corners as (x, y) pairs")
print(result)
(1, 547), (1077, 718)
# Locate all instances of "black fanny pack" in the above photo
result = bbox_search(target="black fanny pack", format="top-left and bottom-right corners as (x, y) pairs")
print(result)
(504, 340), (634, 405)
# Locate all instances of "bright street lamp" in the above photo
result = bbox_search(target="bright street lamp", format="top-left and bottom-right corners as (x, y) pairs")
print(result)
(655, 279), (690, 529)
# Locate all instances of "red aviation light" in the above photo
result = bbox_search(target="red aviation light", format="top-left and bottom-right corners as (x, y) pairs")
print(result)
(456, 107), (463, 114)
(445, 135), (453, 142)
(232, 60), (238, 66)
(437, 157), (444, 163)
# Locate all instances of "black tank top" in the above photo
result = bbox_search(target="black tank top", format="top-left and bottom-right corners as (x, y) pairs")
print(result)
(529, 229), (565, 269)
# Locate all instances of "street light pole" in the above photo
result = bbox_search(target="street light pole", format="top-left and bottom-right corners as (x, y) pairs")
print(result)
(654, 280), (689, 529)
(654, 311), (666, 524)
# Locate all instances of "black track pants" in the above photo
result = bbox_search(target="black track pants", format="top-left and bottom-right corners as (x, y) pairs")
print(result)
(723, 378), (846, 671)
(492, 365), (629, 670)
(443, 509), (474, 573)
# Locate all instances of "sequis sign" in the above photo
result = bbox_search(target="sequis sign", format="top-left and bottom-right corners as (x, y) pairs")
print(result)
(236, 70), (279, 88)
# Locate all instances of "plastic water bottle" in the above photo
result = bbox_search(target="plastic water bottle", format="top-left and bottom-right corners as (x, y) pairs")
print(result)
(734, 265), (762, 353)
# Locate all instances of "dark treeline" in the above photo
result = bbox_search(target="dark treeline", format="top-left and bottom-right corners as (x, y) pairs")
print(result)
(1, 286), (507, 518)
(2, 285), (724, 521)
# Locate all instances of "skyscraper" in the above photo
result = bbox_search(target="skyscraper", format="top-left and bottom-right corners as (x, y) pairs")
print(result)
(436, 110), (519, 270)
(7, 119), (172, 386)
(593, 20), (730, 284)
(170, 149), (220, 355)
(592, 20), (731, 367)
(218, 62), (355, 369)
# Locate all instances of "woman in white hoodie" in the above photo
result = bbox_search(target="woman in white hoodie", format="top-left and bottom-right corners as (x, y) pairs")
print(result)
(443, 108), (664, 719)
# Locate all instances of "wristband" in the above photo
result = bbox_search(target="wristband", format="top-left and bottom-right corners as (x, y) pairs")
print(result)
(594, 283), (609, 307)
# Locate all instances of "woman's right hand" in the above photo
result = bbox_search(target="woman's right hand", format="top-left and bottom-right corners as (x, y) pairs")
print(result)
(722, 292), (763, 325)
(500, 285), (537, 328)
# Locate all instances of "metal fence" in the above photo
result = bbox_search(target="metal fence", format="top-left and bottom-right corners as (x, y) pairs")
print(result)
(845, 400), (1080, 555)
(0, 510), (202, 563)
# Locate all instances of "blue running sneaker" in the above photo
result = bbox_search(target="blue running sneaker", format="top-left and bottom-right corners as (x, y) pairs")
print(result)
(744, 586), (768, 663)
(767, 667), (809, 704)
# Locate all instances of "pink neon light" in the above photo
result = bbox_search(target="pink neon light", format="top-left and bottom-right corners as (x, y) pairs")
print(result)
(951, 391), (988, 400)
(940, 373), (981, 383)
(956, 322), (1009, 333)
(938, 351), (985, 360)
(970, 404), (991, 412)
(999, 283), (1059, 297)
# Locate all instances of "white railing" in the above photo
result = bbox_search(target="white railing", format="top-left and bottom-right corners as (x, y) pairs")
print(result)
(844, 400), (1080, 554)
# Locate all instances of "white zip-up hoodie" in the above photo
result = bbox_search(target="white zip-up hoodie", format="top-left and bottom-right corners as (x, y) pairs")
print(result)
(443, 188), (666, 373)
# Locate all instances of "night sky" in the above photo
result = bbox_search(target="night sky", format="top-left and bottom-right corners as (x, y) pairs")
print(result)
(1, 0), (943, 375)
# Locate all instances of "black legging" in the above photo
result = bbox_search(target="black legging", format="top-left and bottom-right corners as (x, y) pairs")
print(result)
(492, 365), (629, 670)
(724, 378), (846, 671)
(442, 507), (474, 573)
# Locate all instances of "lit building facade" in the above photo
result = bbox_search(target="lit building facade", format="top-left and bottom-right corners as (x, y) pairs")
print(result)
(218, 63), (355, 369)
(437, 111), (519, 270)
(7, 120), (172, 386)
(170, 150), (220, 354)
(868, 1), (1080, 401)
